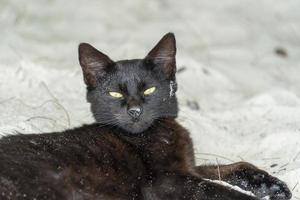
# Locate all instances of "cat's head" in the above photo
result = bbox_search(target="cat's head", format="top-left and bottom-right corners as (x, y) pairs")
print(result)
(78, 33), (178, 134)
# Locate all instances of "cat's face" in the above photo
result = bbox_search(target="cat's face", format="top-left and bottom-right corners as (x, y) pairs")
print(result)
(79, 33), (178, 134)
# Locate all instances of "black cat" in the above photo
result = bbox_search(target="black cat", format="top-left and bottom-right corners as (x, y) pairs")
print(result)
(0, 33), (292, 200)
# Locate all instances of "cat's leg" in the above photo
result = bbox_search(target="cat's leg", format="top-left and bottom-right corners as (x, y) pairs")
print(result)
(142, 173), (260, 200)
(195, 162), (292, 200)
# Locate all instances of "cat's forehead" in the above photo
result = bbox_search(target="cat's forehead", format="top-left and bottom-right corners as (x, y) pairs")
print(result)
(115, 59), (144, 72)
(113, 59), (152, 82)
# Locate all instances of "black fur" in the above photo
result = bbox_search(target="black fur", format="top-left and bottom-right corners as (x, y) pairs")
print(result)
(0, 33), (292, 200)
(85, 58), (178, 134)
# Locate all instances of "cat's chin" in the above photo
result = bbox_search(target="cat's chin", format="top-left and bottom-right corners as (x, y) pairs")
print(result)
(119, 120), (154, 134)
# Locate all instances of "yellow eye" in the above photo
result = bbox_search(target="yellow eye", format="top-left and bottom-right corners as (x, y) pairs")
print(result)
(109, 92), (123, 98)
(144, 87), (156, 95)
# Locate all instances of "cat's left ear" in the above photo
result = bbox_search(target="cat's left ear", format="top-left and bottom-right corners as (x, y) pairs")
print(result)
(145, 33), (176, 79)
(78, 43), (114, 87)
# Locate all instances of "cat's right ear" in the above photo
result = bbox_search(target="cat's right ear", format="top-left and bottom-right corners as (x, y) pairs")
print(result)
(145, 33), (176, 80)
(78, 43), (114, 87)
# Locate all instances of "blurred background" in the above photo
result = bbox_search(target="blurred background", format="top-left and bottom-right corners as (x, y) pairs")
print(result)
(0, 0), (299, 198)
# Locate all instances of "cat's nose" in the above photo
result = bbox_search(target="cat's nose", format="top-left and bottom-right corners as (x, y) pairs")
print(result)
(127, 106), (143, 120)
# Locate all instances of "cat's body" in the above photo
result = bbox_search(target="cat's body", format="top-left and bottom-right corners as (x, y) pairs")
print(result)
(0, 119), (192, 200)
(0, 33), (292, 200)
(0, 124), (143, 199)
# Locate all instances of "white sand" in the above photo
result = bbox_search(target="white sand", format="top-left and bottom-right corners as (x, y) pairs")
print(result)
(0, 0), (299, 199)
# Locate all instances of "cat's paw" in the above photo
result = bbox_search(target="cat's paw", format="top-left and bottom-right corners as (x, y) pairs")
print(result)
(251, 173), (292, 200)
(228, 163), (292, 200)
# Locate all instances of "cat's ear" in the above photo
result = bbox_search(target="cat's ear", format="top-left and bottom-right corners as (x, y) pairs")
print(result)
(78, 43), (114, 87)
(145, 33), (176, 79)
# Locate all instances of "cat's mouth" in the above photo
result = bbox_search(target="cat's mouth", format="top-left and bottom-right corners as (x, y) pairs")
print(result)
(119, 119), (154, 134)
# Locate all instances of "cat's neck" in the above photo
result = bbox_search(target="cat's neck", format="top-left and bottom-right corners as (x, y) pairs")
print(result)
(109, 117), (179, 147)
